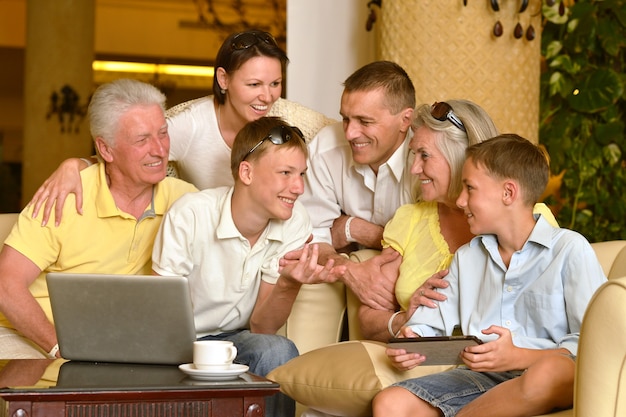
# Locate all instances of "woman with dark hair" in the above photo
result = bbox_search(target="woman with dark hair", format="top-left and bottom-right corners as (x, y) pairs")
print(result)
(30, 30), (335, 223)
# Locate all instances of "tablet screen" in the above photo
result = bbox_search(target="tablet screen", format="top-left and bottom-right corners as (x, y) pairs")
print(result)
(387, 336), (483, 365)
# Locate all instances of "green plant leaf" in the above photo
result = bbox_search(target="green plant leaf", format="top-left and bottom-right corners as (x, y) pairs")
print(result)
(545, 40), (563, 60)
(597, 17), (626, 56)
(594, 120), (625, 146)
(541, 0), (626, 241)
(542, 3), (569, 24)
(549, 55), (580, 75)
(548, 71), (575, 98)
(567, 69), (623, 113)
(603, 143), (622, 166)
(614, 3), (626, 27)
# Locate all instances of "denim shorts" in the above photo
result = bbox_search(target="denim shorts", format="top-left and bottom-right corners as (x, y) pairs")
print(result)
(392, 367), (523, 417)
(393, 353), (576, 417)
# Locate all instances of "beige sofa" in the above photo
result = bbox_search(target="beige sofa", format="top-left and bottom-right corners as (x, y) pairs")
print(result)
(271, 241), (626, 417)
(2, 212), (625, 416)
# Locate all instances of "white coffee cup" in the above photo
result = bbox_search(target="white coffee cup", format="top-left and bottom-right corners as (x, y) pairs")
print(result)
(193, 340), (237, 370)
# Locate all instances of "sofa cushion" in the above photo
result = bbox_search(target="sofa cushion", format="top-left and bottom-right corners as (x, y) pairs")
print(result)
(590, 241), (626, 279)
(267, 340), (453, 417)
(276, 282), (346, 354)
(574, 277), (626, 417)
(0, 213), (18, 243)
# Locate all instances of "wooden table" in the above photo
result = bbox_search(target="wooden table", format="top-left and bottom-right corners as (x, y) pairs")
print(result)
(0, 359), (280, 417)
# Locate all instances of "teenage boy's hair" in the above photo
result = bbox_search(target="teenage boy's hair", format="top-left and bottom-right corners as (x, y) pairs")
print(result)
(465, 133), (549, 205)
(343, 61), (416, 115)
(230, 116), (307, 180)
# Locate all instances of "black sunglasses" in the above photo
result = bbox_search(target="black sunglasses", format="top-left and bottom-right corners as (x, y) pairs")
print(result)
(431, 102), (466, 132)
(245, 125), (304, 157)
(231, 31), (278, 50)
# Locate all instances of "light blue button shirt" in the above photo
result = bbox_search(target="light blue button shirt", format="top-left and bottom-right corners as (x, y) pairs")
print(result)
(406, 215), (607, 355)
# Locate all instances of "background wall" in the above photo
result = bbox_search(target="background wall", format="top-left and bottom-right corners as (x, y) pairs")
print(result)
(381, 0), (542, 143)
(0, 0), (377, 209)
(286, 0), (379, 120)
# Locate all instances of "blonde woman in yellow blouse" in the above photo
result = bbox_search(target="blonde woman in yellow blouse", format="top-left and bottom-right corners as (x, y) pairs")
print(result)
(359, 100), (557, 341)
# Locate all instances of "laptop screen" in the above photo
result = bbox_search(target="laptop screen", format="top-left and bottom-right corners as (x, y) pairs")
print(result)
(47, 273), (196, 365)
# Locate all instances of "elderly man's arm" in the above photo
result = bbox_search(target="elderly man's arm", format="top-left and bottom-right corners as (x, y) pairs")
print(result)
(0, 245), (58, 356)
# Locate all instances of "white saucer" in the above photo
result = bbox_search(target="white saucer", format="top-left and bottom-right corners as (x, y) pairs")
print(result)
(178, 363), (249, 381)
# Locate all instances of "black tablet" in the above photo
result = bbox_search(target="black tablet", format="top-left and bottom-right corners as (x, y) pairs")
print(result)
(387, 336), (483, 365)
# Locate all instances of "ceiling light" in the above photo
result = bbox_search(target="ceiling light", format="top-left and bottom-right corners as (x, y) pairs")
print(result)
(92, 61), (214, 78)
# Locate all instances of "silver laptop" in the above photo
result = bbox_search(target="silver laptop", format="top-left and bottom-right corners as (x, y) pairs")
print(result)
(47, 273), (196, 365)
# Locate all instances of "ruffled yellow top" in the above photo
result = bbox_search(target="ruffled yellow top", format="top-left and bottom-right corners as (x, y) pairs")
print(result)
(382, 201), (452, 310)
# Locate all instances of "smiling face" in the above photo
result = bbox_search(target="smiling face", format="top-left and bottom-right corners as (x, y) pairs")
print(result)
(409, 125), (453, 205)
(457, 157), (504, 235)
(247, 145), (307, 221)
(218, 55), (283, 123)
(98, 103), (169, 188)
(340, 88), (412, 173)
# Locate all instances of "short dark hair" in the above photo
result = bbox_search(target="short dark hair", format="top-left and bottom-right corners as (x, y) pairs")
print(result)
(465, 134), (549, 205)
(231, 117), (307, 180)
(213, 30), (289, 104)
(343, 61), (416, 114)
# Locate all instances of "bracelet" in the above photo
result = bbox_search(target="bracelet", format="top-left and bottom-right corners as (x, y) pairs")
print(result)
(387, 311), (402, 338)
(46, 343), (60, 359)
(345, 216), (357, 243)
(79, 158), (93, 167)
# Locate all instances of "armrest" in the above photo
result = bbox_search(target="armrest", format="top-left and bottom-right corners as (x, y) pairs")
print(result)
(574, 277), (626, 417)
(276, 282), (346, 354)
(590, 241), (626, 279)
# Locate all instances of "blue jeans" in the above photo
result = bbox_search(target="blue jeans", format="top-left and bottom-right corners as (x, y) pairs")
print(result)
(200, 330), (299, 417)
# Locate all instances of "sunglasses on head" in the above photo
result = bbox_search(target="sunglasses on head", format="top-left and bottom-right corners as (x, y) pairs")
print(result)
(245, 125), (304, 158)
(431, 102), (466, 132)
(231, 31), (278, 50)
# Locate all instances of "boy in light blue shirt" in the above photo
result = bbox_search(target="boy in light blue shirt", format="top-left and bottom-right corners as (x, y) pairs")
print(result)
(373, 134), (607, 417)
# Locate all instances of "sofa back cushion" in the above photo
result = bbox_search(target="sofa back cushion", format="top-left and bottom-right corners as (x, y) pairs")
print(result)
(590, 241), (626, 279)
(575, 277), (626, 417)
(0, 213), (18, 244)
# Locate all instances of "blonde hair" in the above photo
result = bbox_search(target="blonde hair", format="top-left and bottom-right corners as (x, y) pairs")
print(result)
(412, 99), (498, 201)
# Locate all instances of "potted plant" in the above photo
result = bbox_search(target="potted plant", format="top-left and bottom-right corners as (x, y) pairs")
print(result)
(540, 0), (626, 241)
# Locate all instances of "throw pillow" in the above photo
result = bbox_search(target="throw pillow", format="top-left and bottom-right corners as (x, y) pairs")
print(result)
(267, 340), (454, 417)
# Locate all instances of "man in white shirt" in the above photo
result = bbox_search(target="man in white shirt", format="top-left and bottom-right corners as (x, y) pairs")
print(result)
(294, 61), (417, 310)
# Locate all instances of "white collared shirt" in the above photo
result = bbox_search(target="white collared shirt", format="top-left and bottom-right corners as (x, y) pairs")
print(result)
(152, 187), (312, 338)
(300, 122), (417, 244)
